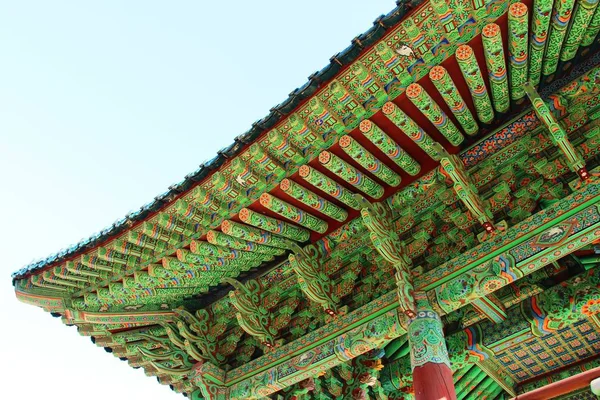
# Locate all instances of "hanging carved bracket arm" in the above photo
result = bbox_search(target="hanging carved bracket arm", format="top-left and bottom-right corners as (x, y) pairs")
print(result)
(436, 145), (496, 234)
(288, 243), (360, 316)
(171, 308), (243, 366)
(524, 82), (589, 181)
(224, 277), (299, 348)
(354, 195), (416, 318)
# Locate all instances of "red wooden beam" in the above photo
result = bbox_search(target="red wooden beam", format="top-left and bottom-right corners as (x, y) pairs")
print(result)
(512, 367), (600, 400)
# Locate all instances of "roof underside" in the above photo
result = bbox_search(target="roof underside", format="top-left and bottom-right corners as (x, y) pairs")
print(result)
(12, 0), (600, 398)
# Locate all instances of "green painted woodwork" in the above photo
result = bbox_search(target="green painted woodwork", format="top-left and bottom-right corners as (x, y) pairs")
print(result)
(529, 0), (553, 87)
(239, 207), (310, 242)
(382, 101), (442, 160)
(357, 197), (415, 317)
(247, 143), (287, 183)
(482, 23), (510, 113)
(225, 278), (299, 348)
(338, 135), (402, 186)
(543, 0), (576, 77)
(298, 165), (361, 210)
(13, 1), (600, 397)
(456, 45), (495, 124)
(440, 153), (494, 229)
(347, 61), (389, 112)
(560, 0), (600, 63)
(408, 292), (451, 370)
(221, 220), (294, 249)
(288, 244), (360, 315)
(191, 186), (227, 219)
(229, 158), (267, 195)
(188, 240), (240, 259)
(207, 230), (284, 256)
(143, 222), (183, 246)
(280, 178), (348, 222)
(582, 5), (600, 46)
(318, 150), (384, 199)
(211, 171), (246, 209)
(322, 79), (366, 131)
(429, 66), (479, 136)
(517, 357), (600, 394)
(259, 193), (328, 233)
(524, 83), (587, 176)
(358, 119), (421, 175)
(265, 128), (308, 167)
(508, 3), (529, 101)
(111, 239), (155, 262)
(127, 231), (169, 254)
(406, 83), (464, 146)
(157, 213), (197, 237)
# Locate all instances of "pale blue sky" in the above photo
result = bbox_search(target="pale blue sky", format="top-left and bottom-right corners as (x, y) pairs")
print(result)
(0, 1), (393, 399)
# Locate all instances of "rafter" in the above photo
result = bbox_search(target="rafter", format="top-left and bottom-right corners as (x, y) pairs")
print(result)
(456, 45), (494, 124)
(280, 178), (349, 222)
(339, 135), (402, 187)
(529, 0), (553, 87)
(259, 193), (329, 233)
(508, 2), (529, 102)
(382, 101), (442, 160)
(482, 23), (510, 113)
(560, 0), (600, 64)
(429, 66), (479, 136)
(298, 165), (361, 210)
(238, 207), (310, 242)
(318, 151), (385, 199)
(542, 0), (575, 78)
(406, 83), (464, 146)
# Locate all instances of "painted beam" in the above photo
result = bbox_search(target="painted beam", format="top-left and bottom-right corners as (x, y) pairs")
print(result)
(318, 151), (384, 199)
(429, 66), (478, 136)
(406, 83), (464, 146)
(455, 45), (494, 124)
(382, 101), (443, 160)
(581, 5), (600, 47)
(224, 292), (403, 399)
(542, 0), (576, 78)
(186, 182), (600, 398)
(359, 119), (422, 175)
(508, 3), (529, 102)
(471, 294), (507, 323)
(280, 178), (349, 222)
(560, 0), (600, 64)
(482, 23), (510, 113)
(513, 366), (600, 400)
(238, 207), (310, 242)
(298, 165), (361, 210)
(221, 220), (295, 249)
(529, 0), (553, 87)
(207, 230), (284, 256)
(339, 135), (402, 187)
(523, 82), (588, 180)
(418, 179), (600, 307)
(259, 193), (328, 233)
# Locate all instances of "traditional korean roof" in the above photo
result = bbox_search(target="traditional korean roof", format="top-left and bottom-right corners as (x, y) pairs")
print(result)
(12, 0), (600, 398)
(10, 0), (421, 283)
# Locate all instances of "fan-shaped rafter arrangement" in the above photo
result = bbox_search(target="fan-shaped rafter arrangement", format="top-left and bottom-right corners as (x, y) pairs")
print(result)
(12, 0), (600, 398)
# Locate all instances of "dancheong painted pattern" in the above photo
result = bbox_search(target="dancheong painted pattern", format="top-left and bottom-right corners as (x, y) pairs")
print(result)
(11, 0), (600, 398)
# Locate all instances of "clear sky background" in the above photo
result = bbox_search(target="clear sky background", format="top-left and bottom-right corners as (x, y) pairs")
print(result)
(0, 1), (393, 398)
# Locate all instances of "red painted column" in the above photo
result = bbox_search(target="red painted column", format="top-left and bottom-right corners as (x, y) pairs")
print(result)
(408, 292), (457, 400)
(413, 363), (457, 400)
